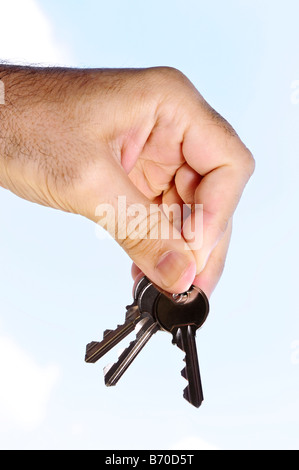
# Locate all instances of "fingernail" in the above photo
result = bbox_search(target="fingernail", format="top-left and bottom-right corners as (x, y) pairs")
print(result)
(155, 251), (196, 291)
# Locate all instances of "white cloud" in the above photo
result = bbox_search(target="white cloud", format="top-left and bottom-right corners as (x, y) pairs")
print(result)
(171, 436), (219, 451)
(0, 334), (60, 430)
(0, 0), (71, 65)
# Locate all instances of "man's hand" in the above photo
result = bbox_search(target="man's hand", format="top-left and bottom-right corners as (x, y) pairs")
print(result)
(0, 66), (254, 295)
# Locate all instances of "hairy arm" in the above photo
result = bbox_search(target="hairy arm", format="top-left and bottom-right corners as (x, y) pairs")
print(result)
(0, 66), (102, 204)
(0, 65), (254, 294)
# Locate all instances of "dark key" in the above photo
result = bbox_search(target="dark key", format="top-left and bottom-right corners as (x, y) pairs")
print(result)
(103, 277), (163, 386)
(104, 312), (161, 386)
(85, 275), (155, 364)
(85, 276), (209, 408)
(155, 286), (209, 408)
(85, 303), (141, 363)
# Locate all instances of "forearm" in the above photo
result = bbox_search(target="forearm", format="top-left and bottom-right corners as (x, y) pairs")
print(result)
(0, 65), (108, 210)
(0, 66), (81, 185)
(0, 65), (153, 205)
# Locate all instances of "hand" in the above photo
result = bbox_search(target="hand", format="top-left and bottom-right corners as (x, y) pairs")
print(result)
(0, 66), (254, 295)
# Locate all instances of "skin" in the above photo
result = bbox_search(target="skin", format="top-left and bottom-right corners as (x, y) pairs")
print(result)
(0, 65), (255, 296)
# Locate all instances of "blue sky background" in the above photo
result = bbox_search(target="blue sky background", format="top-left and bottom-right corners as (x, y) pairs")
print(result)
(0, 0), (298, 450)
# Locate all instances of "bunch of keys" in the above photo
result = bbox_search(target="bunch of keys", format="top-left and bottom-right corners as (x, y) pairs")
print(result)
(85, 275), (209, 408)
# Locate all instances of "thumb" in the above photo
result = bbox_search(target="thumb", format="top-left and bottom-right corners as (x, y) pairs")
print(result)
(89, 166), (196, 293)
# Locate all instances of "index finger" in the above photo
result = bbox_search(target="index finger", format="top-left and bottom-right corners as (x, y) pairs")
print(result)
(181, 101), (255, 274)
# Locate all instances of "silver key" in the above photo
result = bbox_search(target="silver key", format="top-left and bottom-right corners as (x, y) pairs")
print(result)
(85, 275), (153, 364)
(85, 304), (141, 364)
(103, 276), (164, 385)
(104, 312), (160, 386)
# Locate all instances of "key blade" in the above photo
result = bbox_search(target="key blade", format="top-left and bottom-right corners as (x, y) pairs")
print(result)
(85, 305), (140, 363)
(173, 325), (204, 408)
(104, 314), (159, 387)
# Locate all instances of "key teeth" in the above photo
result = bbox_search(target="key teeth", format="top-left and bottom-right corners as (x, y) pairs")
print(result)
(103, 337), (139, 387)
(85, 341), (100, 360)
(125, 304), (139, 320)
(104, 322), (145, 376)
(102, 304), (139, 340)
(181, 367), (187, 380)
(103, 329), (113, 338)
(117, 348), (126, 358)
(86, 341), (97, 351)
(183, 386), (191, 403)
(103, 315), (158, 388)
(181, 366), (202, 408)
(173, 327), (204, 408)
(103, 363), (114, 376)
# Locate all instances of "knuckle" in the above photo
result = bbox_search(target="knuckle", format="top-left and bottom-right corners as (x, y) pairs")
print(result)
(245, 149), (256, 176)
(157, 66), (185, 80)
(239, 147), (256, 179)
(153, 66), (190, 90)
